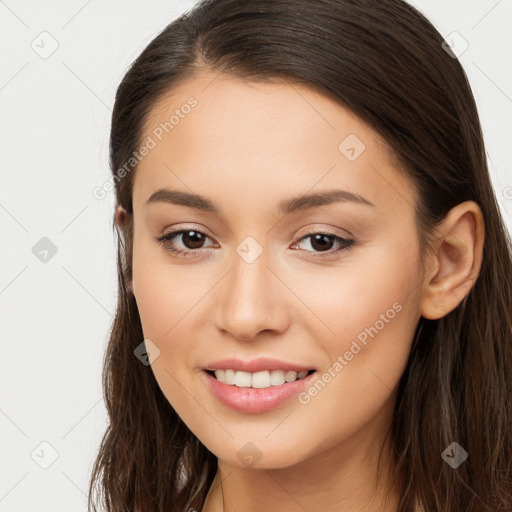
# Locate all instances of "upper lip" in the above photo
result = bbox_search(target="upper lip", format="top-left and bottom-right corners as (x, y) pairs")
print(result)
(203, 357), (315, 373)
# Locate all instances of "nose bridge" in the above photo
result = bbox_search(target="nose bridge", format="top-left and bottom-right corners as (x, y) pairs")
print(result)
(215, 243), (286, 340)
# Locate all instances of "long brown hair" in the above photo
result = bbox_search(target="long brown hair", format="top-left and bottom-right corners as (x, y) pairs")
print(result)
(88, 1), (512, 510)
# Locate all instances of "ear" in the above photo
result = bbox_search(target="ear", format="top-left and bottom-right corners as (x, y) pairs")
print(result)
(125, 277), (134, 295)
(114, 204), (135, 295)
(420, 201), (485, 320)
(114, 204), (131, 229)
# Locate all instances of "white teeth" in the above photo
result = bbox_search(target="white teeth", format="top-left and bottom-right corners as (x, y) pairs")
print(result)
(234, 371), (252, 387)
(270, 370), (286, 386)
(212, 369), (312, 388)
(285, 371), (297, 382)
(224, 369), (236, 385)
(251, 371), (271, 388)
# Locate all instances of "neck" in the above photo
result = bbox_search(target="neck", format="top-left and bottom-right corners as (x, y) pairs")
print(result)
(202, 394), (401, 512)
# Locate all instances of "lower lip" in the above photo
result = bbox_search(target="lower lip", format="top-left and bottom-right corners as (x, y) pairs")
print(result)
(201, 370), (317, 413)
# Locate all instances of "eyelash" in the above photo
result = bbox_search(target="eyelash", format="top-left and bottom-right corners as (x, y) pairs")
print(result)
(155, 227), (355, 259)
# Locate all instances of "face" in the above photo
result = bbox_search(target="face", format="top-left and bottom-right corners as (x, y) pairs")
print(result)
(130, 72), (425, 469)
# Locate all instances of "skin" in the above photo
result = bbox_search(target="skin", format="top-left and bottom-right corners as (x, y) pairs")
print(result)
(117, 71), (484, 512)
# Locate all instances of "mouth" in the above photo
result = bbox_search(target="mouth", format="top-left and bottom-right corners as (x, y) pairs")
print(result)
(201, 368), (318, 413)
(204, 368), (316, 389)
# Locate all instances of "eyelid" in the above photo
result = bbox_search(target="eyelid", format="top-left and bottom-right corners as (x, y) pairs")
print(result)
(296, 225), (352, 240)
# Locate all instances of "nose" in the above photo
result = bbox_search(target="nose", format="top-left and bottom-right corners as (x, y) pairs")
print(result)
(214, 250), (290, 341)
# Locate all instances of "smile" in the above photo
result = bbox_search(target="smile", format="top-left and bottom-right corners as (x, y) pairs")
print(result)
(207, 369), (315, 388)
(201, 369), (318, 414)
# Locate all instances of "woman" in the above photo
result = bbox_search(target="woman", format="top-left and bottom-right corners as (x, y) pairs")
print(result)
(88, 0), (512, 510)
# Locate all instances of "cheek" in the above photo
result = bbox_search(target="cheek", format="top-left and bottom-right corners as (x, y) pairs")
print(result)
(131, 246), (200, 416)
(290, 240), (421, 346)
(132, 240), (212, 408)
(132, 236), (204, 339)
(289, 242), (422, 411)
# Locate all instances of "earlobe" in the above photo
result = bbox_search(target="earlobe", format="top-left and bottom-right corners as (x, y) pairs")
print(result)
(420, 201), (485, 320)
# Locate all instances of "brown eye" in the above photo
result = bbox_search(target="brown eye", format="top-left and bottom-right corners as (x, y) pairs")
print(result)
(309, 234), (336, 252)
(180, 230), (206, 249)
(291, 231), (355, 257)
(155, 228), (217, 258)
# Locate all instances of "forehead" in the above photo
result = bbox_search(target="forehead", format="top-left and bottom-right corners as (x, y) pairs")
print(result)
(132, 72), (416, 218)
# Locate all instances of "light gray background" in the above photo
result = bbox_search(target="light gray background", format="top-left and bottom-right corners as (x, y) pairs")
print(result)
(1, 1), (511, 510)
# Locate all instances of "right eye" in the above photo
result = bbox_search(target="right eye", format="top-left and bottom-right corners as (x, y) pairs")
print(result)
(155, 229), (219, 257)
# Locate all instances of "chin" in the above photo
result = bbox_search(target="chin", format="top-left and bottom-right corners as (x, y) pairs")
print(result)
(204, 436), (311, 470)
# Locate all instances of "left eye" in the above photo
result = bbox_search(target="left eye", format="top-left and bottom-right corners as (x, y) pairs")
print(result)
(291, 232), (354, 254)
(155, 229), (355, 257)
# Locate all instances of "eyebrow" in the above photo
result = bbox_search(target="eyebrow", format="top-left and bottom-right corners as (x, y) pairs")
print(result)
(145, 187), (375, 215)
